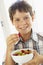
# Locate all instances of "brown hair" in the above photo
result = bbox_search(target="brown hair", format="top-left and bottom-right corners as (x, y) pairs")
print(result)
(9, 1), (33, 21)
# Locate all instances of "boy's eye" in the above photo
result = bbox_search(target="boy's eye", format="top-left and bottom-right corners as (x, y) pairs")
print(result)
(24, 16), (29, 20)
(15, 19), (20, 21)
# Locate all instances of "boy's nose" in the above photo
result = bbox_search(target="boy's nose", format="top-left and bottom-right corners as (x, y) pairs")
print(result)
(21, 19), (26, 25)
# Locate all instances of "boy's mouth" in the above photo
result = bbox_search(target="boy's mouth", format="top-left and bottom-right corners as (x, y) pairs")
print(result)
(19, 26), (28, 30)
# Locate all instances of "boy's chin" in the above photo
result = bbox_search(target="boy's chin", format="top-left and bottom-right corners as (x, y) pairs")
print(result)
(20, 30), (31, 34)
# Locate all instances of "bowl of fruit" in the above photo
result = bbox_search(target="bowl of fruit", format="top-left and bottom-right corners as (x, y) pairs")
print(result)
(11, 48), (33, 65)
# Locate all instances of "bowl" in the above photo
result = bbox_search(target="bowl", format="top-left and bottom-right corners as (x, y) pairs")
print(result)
(11, 48), (33, 65)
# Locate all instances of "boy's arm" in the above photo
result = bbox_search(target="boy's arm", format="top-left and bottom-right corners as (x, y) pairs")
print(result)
(5, 48), (15, 65)
(5, 34), (19, 65)
(39, 55), (43, 64)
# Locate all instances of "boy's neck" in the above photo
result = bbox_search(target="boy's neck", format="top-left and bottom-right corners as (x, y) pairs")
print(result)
(20, 30), (32, 42)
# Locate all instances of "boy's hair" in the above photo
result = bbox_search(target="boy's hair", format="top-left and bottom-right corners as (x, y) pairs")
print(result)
(9, 1), (33, 21)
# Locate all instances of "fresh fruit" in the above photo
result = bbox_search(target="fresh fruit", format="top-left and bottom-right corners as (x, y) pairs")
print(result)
(13, 49), (31, 56)
(23, 50), (29, 54)
(13, 53), (18, 56)
(21, 50), (25, 53)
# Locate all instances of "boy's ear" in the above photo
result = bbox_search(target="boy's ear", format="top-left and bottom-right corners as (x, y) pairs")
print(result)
(32, 11), (35, 21)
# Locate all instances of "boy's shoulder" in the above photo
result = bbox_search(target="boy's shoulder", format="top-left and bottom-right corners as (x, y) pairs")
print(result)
(37, 33), (43, 41)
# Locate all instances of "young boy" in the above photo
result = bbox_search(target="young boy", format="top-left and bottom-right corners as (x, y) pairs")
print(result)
(4, 1), (43, 65)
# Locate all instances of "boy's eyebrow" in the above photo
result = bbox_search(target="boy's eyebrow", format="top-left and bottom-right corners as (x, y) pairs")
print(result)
(23, 15), (30, 18)
(13, 13), (30, 19)
(14, 15), (29, 20)
(17, 15), (29, 18)
(24, 15), (29, 17)
(13, 17), (20, 20)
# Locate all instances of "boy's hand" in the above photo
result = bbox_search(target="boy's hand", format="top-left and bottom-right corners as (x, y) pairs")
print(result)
(23, 50), (41, 65)
(6, 34), (19, 51)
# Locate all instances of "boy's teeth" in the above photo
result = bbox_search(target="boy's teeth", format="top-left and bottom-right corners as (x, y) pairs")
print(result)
(22, 28), (25, 29)
(22, 27), (27, 29)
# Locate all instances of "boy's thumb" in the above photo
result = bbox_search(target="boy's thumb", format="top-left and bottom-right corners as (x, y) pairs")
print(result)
(33, 50), (39, 57)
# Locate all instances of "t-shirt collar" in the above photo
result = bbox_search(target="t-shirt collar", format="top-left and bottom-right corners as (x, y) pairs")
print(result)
(31, 30), (38, 43)
(16, 29), (38, 45)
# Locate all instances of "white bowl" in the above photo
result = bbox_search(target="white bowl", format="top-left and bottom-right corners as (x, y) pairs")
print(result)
(11, 48), (33, 65)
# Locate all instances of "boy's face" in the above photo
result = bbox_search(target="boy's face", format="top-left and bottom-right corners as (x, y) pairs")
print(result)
(13, 10), (33, 34)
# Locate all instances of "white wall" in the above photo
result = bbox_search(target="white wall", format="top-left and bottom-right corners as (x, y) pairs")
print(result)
(0, 21), (6, 65)
(0, 0), (10, 65)
(0, 0), (11, 38)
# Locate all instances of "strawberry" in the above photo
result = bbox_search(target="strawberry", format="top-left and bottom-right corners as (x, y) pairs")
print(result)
(21, 50), (25, 53)
(13, 53), (18, 56)
(24, 50), (29, 54)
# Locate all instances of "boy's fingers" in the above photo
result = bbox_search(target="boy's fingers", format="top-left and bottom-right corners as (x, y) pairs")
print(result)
(7, 37), (19, 42)
(7, 34), (19, 41)
(33, 50), (39, 57)
(23, 59), (34, 65)
(7, 38), (18, 45)
(6, 34), (19, 47)
(9, 34), (19, 37)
